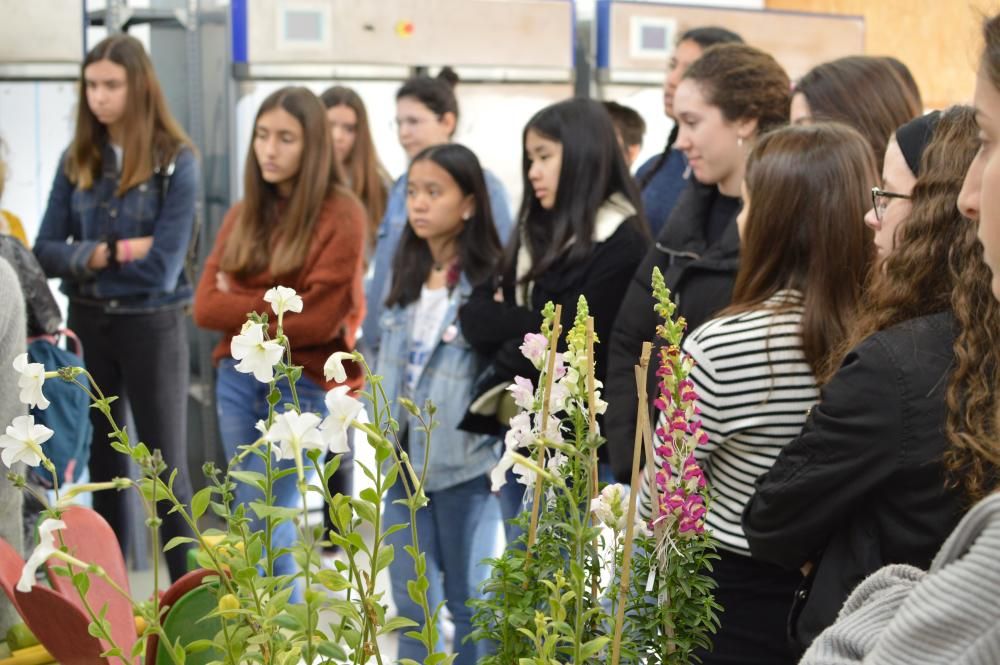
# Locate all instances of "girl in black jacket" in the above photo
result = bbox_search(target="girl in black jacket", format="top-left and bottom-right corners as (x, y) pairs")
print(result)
(743, 106), (995, 654)
(459, 98), (649, 534)
(604, 43), (791, 482)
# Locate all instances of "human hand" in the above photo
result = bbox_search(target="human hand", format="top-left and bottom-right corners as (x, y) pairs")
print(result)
(87, 243), (110, 270)
(118, 236), (154, 262)
(216, 271), (231, 293)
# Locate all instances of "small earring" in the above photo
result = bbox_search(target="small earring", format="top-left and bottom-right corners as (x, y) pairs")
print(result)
(462, 211), (471, 221)
(737, 136), (744, 148)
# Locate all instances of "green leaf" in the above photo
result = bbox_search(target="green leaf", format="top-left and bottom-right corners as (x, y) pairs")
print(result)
(379, 616), (419, 634)
(579, 636), (610, 661)
(229, 470), (266, 488)
(191, 487), (213, 520)
(316, 642), (346, 660)
(163, 536), (195, 552)
(184, 640), (216, 655)
(352, 497), (378, 525)
(72, 571), (90, 596)
(267, 387), (282, 406)
(374, 543), (394, 574)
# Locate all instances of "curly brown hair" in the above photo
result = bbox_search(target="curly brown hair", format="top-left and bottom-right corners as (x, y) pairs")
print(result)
(836, 106), (979, 367)
(683, 43), (791, 135)
(944, 15), (1000, 502)
(832, 106), (1000, 500)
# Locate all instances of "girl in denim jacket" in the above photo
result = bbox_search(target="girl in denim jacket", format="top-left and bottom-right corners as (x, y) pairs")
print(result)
(34, 35), (199, 581)
(375, 143), (503, 665)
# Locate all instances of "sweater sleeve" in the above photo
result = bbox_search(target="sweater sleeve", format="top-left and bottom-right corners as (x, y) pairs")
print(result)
(192, 204), (261, 332)
(799, 564), (925, 665)
(742, 335), (905, 570)
(277, 197), (366, 347)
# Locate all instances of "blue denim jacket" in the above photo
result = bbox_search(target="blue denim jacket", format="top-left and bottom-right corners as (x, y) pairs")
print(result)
(362, 167), (513, 356)
(375, 277), (499, 492)
(34, 144), (200, 313)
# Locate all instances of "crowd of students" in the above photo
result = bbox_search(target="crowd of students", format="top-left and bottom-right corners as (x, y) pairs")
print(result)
(4, 12), (1000, 663)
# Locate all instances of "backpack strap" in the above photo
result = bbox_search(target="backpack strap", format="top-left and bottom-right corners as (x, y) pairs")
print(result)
(154, 152), (202, 286)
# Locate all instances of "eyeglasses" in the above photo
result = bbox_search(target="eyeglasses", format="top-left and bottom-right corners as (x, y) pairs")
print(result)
(871, 186), (911, 223)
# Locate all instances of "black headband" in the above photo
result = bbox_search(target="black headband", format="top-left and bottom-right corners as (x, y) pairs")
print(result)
(895, 110), (941, 177)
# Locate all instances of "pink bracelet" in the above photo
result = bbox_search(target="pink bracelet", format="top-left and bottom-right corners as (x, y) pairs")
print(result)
(121, 239), (132, 262)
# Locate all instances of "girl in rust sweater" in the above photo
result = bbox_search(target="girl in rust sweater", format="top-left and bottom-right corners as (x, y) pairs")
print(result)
(193, 87), (366, 596)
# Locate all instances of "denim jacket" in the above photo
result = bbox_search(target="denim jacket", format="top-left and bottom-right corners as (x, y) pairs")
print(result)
(34, 144), (199, 314)
(362, 167), (512, 356)
(375, 276), (499, 492)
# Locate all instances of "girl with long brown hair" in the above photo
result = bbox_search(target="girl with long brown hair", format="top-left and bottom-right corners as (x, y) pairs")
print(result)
(744, 106), (991, 655)
(193, 86), (366, 596)
(33, 34), (198, 581)
(320, 86), (391, 259)
(637, 122), (877, 665)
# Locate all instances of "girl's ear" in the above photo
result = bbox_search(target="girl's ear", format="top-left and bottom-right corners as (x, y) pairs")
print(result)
(461, 194), (475, 221)
(441, 111), (458, 137)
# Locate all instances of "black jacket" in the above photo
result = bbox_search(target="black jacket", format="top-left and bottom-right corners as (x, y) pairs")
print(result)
(459, 217), (648, 446)
(742, 311), (968, 652)
(604, 181), (740, 481)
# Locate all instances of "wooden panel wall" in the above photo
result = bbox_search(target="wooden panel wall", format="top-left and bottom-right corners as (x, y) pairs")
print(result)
(765, 0), (989, 109)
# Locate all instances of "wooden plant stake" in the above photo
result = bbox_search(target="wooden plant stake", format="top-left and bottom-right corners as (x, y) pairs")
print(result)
(526, 304), (563, 555)
(610, 341), (652, 665)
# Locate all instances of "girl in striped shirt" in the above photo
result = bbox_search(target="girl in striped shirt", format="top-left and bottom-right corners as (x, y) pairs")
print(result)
(639, 122), (878, 664)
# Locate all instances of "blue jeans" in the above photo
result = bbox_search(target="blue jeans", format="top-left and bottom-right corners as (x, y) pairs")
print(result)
(215, 359), (328, 598)
(384, 473), (495, 665)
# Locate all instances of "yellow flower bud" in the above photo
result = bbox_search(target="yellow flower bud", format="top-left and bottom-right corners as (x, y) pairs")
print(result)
(218, 593), (240, 613)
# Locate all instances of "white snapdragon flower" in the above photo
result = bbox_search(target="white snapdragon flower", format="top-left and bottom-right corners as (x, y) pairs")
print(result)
(320, 386), (363, 454)
(507, 376), (535, 411)
(323, 351), (355, 384)
(12, 354), (49, 410)
(263, 286), (303, 318)
(0, 415), (54, 468)
(231, 322), (284, 383)
(591, 483), (628, 532)
(264, 411), (325, 461)
(17, 519), (66, 592)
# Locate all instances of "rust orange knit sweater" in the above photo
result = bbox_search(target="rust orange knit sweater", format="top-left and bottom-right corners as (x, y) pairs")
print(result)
(193, 191), (366, 391)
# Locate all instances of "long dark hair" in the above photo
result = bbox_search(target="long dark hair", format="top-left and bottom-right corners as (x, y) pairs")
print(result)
(726, 123), (877, 381)
(386, 143), (502, 308)
(794, 56), (922, 172)
(67, 34), (192, 194)
(507, 98), (647, 286)
(220, 86), (342, 279)
(638, 26), (744, 188)
(320, 86), (390, 247)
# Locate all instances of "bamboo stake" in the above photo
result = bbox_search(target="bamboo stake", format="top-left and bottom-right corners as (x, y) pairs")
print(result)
(610, 342), (652, 665)
(526, 304), (563, 555)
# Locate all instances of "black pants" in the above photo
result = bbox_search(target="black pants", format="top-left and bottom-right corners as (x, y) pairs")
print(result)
(68, 303), (194, 581)
(695, 548), (801, 665)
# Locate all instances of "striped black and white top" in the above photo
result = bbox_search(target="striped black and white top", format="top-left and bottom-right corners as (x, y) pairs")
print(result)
(638, 290), (820, 555)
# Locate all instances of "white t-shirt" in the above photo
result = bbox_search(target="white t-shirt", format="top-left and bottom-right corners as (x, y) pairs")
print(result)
(110, 143), (124, 173)
(405, 285), (450, 395)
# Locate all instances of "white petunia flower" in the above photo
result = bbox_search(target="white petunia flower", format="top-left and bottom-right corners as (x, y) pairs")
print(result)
(0, 415), (54, 468)
(320, 386), (363, 454)
(17, 519), (66, 592)
(231, 322), (284, 383)
(263, 286), (303, 318)
(264, 411), (325, 461)
(13, 354), (49, 410)
(323, 351), (355, 384)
